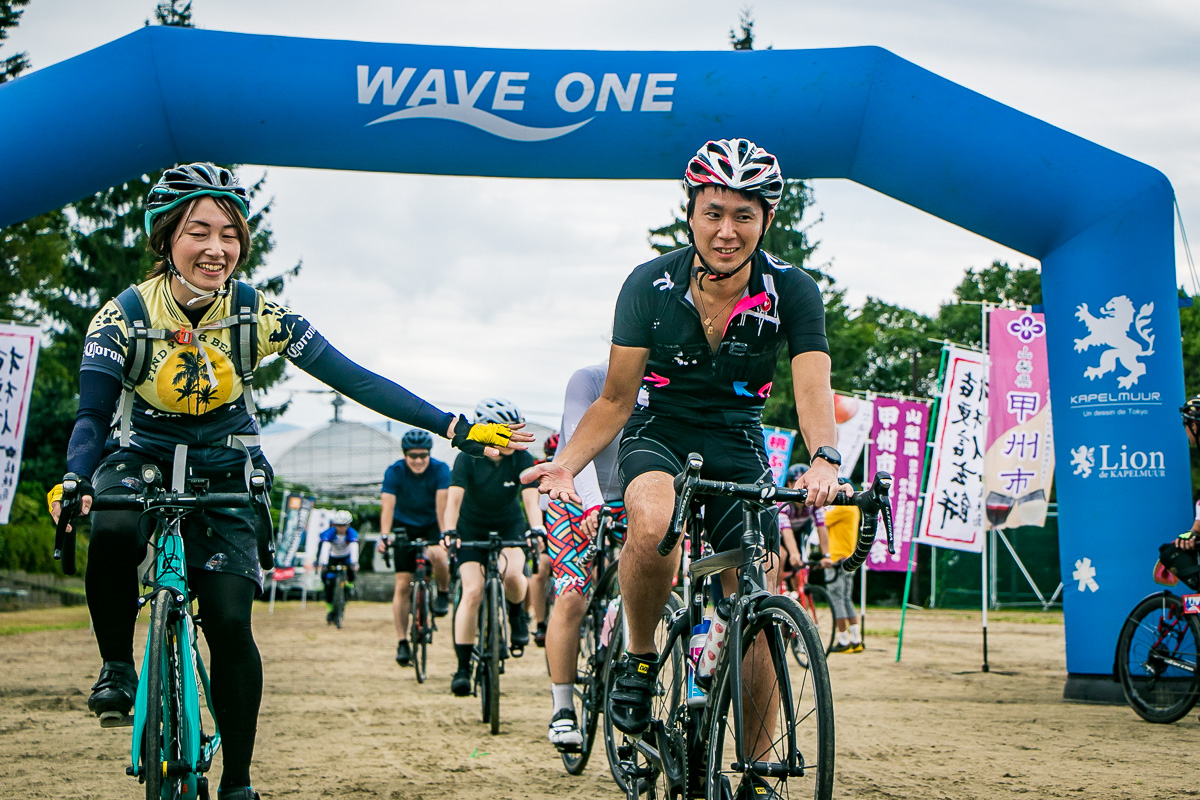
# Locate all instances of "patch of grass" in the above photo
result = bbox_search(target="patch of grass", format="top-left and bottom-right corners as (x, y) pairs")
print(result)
(0, 619), (90, 636)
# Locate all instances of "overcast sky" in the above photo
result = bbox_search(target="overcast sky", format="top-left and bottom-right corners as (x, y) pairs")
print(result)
(9, 0), (1199, 430)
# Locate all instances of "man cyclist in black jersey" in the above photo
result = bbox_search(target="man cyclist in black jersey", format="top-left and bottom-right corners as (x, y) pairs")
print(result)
(524, 139), (844, 799)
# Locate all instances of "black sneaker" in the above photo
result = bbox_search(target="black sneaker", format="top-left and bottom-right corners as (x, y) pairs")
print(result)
(88, 661), (137, 717)
(510, 610), (530, 651)
(395, 640), (412, 667)
(608, 652), (658, 735)
(450, 668), (472, 697)
(548, 708), (583, 750)
(735, 772), (780, 800)
(217, 787), (261, 800)
(432, 592), (451, 618)
(534, 621), (548, 648)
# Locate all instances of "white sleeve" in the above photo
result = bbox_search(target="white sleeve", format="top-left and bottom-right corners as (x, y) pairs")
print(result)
(575, 461), (605, 511)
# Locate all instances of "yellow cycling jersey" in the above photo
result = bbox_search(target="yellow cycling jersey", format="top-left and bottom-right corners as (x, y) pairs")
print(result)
(82, 275), (326, 417)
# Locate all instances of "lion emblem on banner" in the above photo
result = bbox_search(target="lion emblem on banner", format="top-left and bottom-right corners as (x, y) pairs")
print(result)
(1073, 296), (1154, 389)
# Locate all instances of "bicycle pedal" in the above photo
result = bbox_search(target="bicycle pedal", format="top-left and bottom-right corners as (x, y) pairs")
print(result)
(98, 710), (133, 728)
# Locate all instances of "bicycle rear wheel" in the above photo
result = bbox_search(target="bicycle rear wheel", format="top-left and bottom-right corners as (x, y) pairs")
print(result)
(1117, 592), (1200, 723)
(143, 590), (185, 800)
(603, 592), (684, 796)
(791, 585), (836, 667)
(706, 595), (834, 800)
(410, 580), (429, 683)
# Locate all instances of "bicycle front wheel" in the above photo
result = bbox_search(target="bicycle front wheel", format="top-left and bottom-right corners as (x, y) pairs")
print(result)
(410, 580), (429, 683)
(706, 595), (835, 800)
(1117, 592), (1200, 723)
(487, 579), (504, 734)
(142, 589), (184, 800)
(602, 591), (685, 797)
(332, 576), (346, 629)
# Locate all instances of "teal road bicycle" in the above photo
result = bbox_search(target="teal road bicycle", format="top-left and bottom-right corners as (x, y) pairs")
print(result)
(55, 455), (271, 799)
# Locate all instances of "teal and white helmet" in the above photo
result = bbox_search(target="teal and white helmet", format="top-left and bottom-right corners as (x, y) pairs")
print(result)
(144, 163), (249, 235)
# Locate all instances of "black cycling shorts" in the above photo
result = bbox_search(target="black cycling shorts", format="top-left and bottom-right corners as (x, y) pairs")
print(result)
(617, 410), (779, 555)
(454, 518), (528, 566)
(390, 522), (442, 573)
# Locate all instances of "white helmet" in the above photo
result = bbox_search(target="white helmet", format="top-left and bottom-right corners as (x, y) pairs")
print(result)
(331, 510), (353, 526)
(474, 397), (523, 425)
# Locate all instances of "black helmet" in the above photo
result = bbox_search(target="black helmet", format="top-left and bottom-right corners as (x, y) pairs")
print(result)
(144, 163), (249, 235)
(401, 429), (434, 452)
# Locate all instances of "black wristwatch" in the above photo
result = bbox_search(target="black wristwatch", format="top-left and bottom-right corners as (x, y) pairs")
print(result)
(810, 446), (842, 468)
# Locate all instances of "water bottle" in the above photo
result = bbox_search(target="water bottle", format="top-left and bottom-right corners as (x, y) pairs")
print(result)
(686, 617), (711, 707)
(696, 598), (732, 689)
(599, 597), (620, 649)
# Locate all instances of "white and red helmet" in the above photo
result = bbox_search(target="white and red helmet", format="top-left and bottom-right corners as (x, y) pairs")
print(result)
(684, 138), (784, 211)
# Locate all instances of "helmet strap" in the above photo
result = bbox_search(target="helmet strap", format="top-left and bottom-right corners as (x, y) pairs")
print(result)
(169, 259), (232, 307)
(686, 223), (765, 290)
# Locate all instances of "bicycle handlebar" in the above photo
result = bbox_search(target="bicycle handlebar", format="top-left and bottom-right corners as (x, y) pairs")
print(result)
(660, 452), (894, 574)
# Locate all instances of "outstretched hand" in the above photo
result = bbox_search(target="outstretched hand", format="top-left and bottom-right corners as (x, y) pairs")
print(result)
(520, 460), (581, 505)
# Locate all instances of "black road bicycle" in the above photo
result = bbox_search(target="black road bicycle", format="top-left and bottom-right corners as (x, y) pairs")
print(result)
(451, 531), (540, 735)
(607, 455), (893, 800)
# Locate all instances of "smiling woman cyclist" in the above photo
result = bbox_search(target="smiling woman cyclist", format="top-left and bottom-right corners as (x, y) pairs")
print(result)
(46, 164), (528, 800)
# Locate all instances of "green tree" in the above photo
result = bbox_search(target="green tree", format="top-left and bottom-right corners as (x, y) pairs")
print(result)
(13, 0), (296, 496)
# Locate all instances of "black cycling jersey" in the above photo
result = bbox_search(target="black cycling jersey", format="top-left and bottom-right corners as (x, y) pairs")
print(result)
(451, 449), (535, 531)
(611, 247), (827, 421)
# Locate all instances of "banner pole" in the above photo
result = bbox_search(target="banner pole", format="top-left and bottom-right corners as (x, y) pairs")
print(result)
(897, 350), (949, 662)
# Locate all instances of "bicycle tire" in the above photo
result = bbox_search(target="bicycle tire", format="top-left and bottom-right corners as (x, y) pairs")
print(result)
(602, 592), (685, 796)
(410, 580), (429, 684)
(332, 574), (346, 629)
(143, 589), (184, 800)
(560, 589), (605, 774)
(1117, 592), (1200, 724)
(705, 594), (834, 800)
(487, 578), (504, 735)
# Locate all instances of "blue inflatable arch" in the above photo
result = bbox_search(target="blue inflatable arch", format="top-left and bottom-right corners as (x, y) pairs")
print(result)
(0, 26), (1188, 688)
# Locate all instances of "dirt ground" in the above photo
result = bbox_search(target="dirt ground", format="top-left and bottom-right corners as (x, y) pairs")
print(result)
(1, 600), (1195, 800)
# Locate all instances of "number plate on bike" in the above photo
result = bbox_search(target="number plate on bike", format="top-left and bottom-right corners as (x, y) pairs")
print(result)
(1183, 594), (1200, 615)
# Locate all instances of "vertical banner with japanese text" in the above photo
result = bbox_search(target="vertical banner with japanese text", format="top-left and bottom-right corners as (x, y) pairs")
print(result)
(866, 398), (931, 571)
(985, 309), (1054, 528)
(763, 427), (797, 486)
(916, 346), (987, 552)
(275, 492), (314, 571)
(834, 393), (875, 479)
(0, 323), (40, 525)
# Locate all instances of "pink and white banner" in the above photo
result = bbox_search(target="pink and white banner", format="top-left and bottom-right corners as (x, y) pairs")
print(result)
(985, 309), (1054, 529)
(0, 323), (40, 525)
(916, 346), (987, 553)
(865, 398), (931, 572)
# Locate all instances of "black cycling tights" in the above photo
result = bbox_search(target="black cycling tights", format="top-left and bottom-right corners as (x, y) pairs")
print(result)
(86, 510), (262, 791)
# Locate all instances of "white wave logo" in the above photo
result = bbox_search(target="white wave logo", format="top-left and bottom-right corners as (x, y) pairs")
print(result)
(367, 103), (592, 142)
(358, 66), (675, 143)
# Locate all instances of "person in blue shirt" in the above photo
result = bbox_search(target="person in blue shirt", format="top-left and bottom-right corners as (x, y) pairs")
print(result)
(316, 510), (359, 623)
(376, 428), (452, 666)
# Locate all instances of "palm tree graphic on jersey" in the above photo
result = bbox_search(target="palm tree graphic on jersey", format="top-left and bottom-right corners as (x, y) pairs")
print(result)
(171, 350), (219, 413)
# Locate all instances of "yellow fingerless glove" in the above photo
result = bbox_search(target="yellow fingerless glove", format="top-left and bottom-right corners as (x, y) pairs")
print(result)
(47, 484), (63, 514)
(468, 422), (513, 448)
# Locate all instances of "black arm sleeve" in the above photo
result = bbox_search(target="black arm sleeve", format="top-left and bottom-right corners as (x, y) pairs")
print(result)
(65, 370), (121, 479)
(300, 343), (455, 436)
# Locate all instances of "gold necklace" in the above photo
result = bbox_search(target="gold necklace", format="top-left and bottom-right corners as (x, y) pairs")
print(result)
(694, 280), (739, 335)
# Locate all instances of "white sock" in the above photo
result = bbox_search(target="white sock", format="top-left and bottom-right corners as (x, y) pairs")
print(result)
(849, 624), (861, 644)
(837, 630), (850, 646)
(551, 683), (574, 714)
